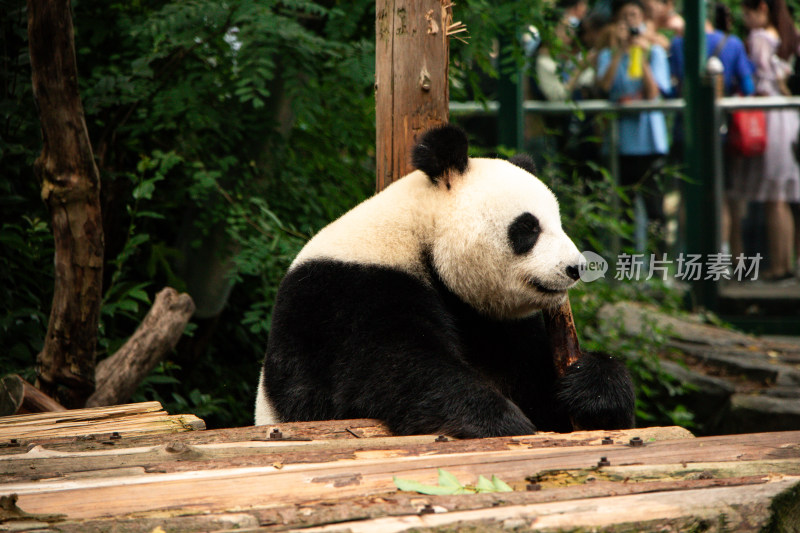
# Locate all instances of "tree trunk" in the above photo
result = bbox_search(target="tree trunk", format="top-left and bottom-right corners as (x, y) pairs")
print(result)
(28, 0), (104, 408)
(375, 0), (452, 189)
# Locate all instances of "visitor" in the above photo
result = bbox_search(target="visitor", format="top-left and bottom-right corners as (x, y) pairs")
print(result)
(645, 0), (685, 42)
(669, 3), (755, 259)
(596, 0), (672, 249)
(730, 0), (800, 281)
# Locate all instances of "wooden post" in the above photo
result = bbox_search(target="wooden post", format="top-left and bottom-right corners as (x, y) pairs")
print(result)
(375, 0), (452, 190)
(28, 0), (105, 407)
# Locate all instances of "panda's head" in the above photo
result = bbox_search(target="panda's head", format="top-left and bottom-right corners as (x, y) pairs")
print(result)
(415, 125), (585, 319)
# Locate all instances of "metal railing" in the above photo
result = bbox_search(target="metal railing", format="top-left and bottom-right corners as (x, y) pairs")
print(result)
(452, 96), (800, 204)
(450, 95), (800, 113)
(451, 95), (800, 209)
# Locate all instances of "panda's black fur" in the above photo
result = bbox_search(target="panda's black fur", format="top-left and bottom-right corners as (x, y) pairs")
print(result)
(256, 125), (635, 437)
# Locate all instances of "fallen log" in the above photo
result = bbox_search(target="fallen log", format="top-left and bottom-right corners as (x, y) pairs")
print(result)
(86, 288), (195, 407)
(0, 374), (66, 416)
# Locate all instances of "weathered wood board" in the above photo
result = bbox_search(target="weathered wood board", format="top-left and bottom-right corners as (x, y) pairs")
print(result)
(1, 402), (798, 532)
(0, 401), (205, 442)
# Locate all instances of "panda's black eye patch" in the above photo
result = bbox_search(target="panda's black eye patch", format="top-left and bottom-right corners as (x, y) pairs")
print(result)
(508, 213), (541, 255)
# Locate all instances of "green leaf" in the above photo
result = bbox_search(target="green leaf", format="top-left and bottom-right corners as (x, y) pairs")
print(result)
(475, 475), (495, 493)
(393, 477), (459, 495)
(491, 475), (514, 492)
(394, 470), (513, 495)
(437, 468), (463, 490)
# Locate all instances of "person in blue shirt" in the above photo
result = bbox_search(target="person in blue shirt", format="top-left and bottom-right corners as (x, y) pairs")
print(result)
(597, 0), (672, 240)
(668, 2), (755, 261)
(669, 4), (755, 98)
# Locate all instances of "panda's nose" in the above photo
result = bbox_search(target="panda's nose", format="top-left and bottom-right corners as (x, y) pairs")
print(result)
(565, 264), (581, 281)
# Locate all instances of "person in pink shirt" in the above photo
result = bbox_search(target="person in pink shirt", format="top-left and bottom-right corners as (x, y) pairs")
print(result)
(731, 0), (800, 280)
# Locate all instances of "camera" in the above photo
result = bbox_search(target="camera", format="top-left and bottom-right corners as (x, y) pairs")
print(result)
(629, 25), (641, 37)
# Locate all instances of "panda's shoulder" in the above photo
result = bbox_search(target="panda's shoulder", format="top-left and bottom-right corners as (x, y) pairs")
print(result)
(292, 171), (437, 275)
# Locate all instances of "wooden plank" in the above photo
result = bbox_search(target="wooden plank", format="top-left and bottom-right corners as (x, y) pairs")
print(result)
(0, 402), (204, 442)
(3, 430), (796, 520)
(0, 401), (164, 426)
(0, 427), (693, 483)
(535, 459), (800, 485)
(297, 477), (800, 532)
(2, 402), (795, 532)
(0, 419), (394, 457)
(0, 417), (690, 455)
(15, 473), (790, 533)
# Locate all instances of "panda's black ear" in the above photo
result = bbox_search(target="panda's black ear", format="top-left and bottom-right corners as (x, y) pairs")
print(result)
(508, 154), (537, 176)
(412, 124), (469, 184)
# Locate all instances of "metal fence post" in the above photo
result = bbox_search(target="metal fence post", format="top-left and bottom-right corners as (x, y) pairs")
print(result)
(497, 38), (524, 152)
(609, 114), (621, 257)
(683, 0), (718, 311)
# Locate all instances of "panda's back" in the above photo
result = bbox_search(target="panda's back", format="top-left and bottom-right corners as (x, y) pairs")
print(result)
(263, 252), (459, 424)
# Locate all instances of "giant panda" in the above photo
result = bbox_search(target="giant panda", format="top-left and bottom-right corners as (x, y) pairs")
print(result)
(255, 124), (634, 438)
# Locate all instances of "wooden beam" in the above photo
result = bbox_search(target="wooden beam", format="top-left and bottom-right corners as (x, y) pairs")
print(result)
(1, 408), (796, 532)
(297, 479), (800, 533)
(0, 426), (694, 482)
(0, 401), (204, 441)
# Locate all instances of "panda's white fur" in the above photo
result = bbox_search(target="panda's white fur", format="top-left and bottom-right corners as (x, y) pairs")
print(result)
(254, 368), (279, 425)
(430, 158), (582, 318)
(291, 169), (437, 280)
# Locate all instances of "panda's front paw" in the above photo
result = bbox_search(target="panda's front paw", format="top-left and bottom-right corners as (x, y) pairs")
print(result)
(557, 351), (635, 430)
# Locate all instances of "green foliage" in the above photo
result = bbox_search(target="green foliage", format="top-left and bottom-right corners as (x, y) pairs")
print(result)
(0, 217), (52, 381)
(394, 469), (514, 495)
(133, 361), (231, 421)
(450, 0), (560, 101)
(1, 0), (375, 428)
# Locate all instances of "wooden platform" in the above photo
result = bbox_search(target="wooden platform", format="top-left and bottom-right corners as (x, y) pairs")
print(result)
(1, 402), (799, 532)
